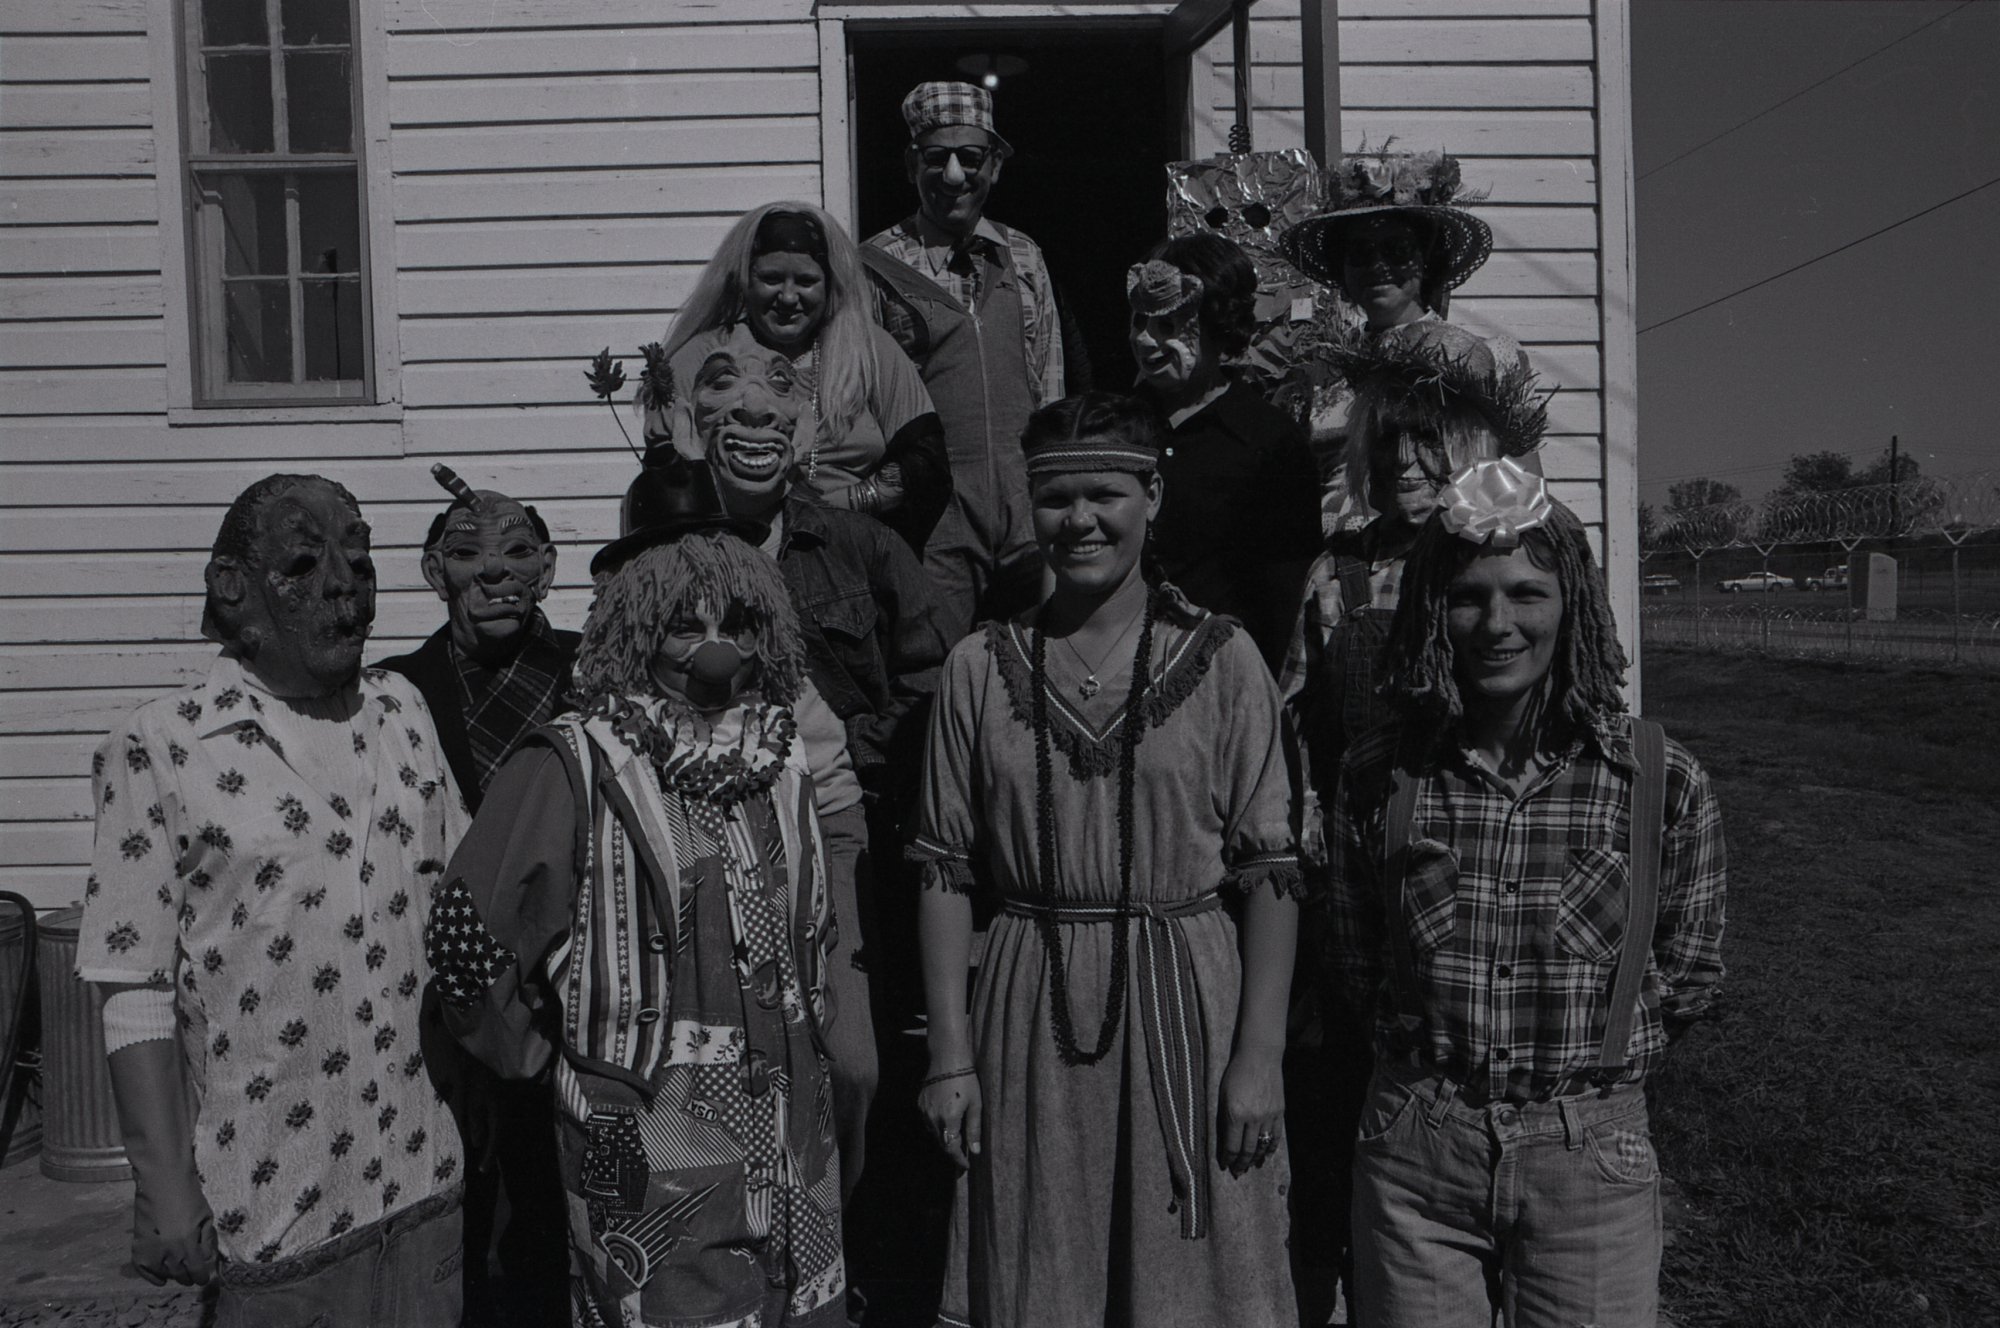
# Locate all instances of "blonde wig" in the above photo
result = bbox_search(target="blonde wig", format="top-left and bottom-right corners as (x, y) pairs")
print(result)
(654, 201), (879, 455)
(574, 533), (805, 707)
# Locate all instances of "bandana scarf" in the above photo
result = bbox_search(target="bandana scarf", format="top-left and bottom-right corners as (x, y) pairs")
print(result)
(454, 608), (570, 791)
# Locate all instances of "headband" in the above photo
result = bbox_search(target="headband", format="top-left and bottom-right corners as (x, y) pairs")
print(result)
(1024, 438), (1162, 479)
(753, 211), (828, 264)
(1435, 458), (1552, 549)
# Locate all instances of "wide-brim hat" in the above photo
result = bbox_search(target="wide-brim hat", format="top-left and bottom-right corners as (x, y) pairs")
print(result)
(901, 81), (1013, 157)
(1279, 145), (1493, 291)
(590, 454), (768, 576)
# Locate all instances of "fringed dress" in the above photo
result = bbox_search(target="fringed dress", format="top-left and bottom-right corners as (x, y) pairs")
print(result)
(909, 586), (1302, 1328)
(431, 695), (846, 1328)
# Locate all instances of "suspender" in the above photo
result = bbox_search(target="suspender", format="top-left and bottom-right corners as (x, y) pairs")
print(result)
(1380, 718), (1670, 1087)
(1381, 736), (1426, 1045)
(1333, 556), (1373, 623)
(1596, 718), (1667, 1082)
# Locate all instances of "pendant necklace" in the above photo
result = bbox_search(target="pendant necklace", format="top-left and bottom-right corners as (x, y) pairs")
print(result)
(1058, 606), (1144, 700)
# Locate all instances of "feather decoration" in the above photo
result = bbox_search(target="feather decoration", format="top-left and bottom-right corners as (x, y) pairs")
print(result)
(1323, 332), (1551, 458)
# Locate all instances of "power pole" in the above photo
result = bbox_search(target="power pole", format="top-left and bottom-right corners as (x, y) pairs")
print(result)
(1889, 434), (1900, 547)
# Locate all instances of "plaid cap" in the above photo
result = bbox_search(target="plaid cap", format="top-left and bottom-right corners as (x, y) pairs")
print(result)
(901, 81), (1013, 156)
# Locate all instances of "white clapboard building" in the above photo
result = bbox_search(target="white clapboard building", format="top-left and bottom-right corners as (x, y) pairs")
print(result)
(1, 0), (1640, 907)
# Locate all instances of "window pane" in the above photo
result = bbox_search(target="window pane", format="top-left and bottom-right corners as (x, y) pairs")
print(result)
(302, 277), (364, 381)
(205, 52), (274, 153)
(281, 0), (349, 46)
(225, 280), (293, 382)
(297, 171), (361, 274)
(208, 173), (289, 276)
(202, 0), (266, 47)
(285, 51), (352, 153)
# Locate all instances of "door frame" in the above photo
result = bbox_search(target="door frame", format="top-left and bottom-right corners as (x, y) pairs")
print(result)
(816, 3), (1219, 236)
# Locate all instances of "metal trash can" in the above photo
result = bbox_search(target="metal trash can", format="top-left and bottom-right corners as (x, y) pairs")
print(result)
(37, 906), (131, 1182)
(0, 894), (40, 1168)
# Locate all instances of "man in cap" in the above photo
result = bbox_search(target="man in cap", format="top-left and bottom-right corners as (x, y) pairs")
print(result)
(375, 469), (577, 1327)
(864, 80), (1064, 641)
(79, 474), (468, 1325)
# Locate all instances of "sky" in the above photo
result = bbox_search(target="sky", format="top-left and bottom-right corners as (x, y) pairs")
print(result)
(1630, 0), (2000, 505)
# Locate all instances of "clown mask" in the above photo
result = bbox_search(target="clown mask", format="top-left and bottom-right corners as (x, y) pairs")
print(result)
(689, 329), (805, 513)
(420, 492), (557, 663)
(209, 478), (376, 698)
(649, 600), (763, 712)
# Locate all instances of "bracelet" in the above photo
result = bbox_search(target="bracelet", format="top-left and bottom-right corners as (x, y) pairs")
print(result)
(921, 1066), (977, 1089)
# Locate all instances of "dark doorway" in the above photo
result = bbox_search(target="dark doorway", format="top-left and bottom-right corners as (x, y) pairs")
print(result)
(850, 23), (1176, 394)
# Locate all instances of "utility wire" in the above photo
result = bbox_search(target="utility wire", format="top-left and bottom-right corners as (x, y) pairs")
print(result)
(1636, 1), (1973, 182)
(1638, 176), (2000, 335)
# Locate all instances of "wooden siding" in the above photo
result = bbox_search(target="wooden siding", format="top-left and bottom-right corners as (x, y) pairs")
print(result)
(1, 0), (826, 905)
(0, 0), (1634, 907)
(1206, 0), (1628, 639)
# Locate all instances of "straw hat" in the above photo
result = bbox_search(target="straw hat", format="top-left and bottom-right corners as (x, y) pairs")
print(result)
(1279, 145), (1492, 292)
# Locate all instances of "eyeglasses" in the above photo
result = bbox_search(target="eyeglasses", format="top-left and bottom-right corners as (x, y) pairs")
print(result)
(917, 144), (996, 173)
(1343, 235), (1423, 268)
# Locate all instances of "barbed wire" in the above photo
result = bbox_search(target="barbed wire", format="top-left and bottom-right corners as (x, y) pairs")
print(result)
(1641, 470), (2000, 554)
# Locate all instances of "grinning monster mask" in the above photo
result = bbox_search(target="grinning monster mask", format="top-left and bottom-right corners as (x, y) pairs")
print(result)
(679, 325), (807, 513)
(420, 476), (558, 664)
(202, 474), (376, 699)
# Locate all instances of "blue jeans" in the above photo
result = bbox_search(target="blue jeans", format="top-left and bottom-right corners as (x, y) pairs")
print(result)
(214, 1184), (464, 1328)
(1351, 1062), (1661, 1328)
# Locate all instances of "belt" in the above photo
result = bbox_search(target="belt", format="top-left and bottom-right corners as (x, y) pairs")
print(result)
(1001, 888), (1222, 1239)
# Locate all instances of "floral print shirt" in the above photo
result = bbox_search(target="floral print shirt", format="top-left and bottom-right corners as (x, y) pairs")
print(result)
(77, 654), (470, 1266)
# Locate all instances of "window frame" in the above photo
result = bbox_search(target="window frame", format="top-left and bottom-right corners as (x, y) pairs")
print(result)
(169, 0), (393, 411)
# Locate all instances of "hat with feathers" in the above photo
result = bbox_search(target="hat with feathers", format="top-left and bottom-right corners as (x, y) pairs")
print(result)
(1279, 143), (1493, 292)
(1331, 320), (1549, 459)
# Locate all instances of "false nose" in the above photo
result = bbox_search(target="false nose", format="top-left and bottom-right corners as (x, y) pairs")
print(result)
(731, 395), (780, 430)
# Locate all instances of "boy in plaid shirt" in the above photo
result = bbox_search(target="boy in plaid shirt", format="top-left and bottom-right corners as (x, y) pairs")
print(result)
(1324, 460), (1725, 1327)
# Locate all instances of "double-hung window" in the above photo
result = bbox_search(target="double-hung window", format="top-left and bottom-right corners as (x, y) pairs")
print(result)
(182, 0), (372, 403)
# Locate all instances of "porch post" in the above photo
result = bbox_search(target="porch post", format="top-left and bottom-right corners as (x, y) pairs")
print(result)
(1301, 0), (1340, 168)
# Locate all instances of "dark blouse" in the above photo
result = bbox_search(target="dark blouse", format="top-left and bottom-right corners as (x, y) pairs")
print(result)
(1144, 377), (1325, 672)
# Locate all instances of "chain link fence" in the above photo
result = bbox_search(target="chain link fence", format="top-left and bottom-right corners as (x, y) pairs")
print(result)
(1638, 471), (2000, 668)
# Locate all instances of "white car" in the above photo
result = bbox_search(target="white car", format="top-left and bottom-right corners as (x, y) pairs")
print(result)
(1717, 571), (1796, 593)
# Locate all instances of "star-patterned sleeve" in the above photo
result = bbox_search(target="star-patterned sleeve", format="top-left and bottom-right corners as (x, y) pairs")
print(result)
(78, 710), (189, 986)
(431, 740), (581, 1080)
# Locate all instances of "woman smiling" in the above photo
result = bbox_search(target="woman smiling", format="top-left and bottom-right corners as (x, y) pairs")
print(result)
(912, 393), (1302, 1327)
(648, 202), (952, 553)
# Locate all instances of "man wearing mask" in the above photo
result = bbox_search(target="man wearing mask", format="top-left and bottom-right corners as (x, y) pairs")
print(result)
(78, 475), (468, 1326)
(864, 80), (1064, 640)
(667, 323), (949, 1206)
(375, 471), (576, 1328)
(431, 456), (848, 1327)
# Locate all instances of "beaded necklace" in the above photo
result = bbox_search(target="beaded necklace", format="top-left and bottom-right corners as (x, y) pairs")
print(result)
(1031, 587), (1157, 1066)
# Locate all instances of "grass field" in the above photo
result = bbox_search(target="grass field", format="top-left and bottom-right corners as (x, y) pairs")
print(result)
(1642, 648), (2000, 1328)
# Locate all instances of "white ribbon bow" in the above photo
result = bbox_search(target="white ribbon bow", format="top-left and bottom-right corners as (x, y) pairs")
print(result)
(1436, 457), (1553, 548)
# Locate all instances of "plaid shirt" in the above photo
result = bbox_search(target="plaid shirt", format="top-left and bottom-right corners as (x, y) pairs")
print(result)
(867, 214), (1064, 407)
(1324, 713), (1726, 1103)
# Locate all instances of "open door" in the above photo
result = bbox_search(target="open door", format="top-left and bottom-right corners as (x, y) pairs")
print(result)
(847, 21), (1179, 392)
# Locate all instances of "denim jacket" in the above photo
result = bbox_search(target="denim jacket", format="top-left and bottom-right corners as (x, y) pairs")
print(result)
(778, 493), (951, 778)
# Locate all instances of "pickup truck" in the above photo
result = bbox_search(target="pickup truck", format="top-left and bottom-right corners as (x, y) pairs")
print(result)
(1803, 566), (1850, 592)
